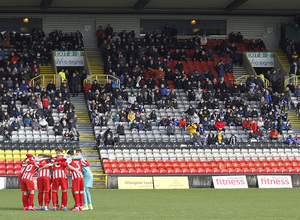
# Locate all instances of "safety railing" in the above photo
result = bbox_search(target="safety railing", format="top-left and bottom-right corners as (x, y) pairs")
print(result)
(93, 174), (108, 189)
(284, 75), (300, 88)
(31, 74), (65, 88)
(52, 51), (58, 75)
(83, 74), (120, 88)
(84, 50), (91, 76)
(235, 75), (269, 89)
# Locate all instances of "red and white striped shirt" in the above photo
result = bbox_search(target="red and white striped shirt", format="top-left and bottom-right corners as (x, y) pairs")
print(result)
(52, 157), (67, 179)
(69, 159), (83, 180)
(21, 162), (39, 181)
(81, 159), (90, 167)
(20, 156), (36, 175)
(37, 159), (53, 178)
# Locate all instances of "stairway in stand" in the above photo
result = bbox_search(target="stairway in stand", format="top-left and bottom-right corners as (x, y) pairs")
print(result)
(233, 66), (248, 83)
(85, 47), (105, 81)
(40, 66), (53, 74)
(70, 93), (106, 188)
(268, 49), (290, 73)
(287, 110), (300, 134)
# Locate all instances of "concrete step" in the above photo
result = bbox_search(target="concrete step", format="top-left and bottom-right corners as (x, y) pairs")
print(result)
(70, 92), (103, 177)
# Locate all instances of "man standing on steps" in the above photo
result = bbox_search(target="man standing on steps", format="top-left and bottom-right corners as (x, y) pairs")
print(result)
(72, 72), (81, 97)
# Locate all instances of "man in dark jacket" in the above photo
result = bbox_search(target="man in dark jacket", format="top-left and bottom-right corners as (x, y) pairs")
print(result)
(117, 123), (125, 135)
(71, 73), (81, 97)
(53, 121), (63, 136)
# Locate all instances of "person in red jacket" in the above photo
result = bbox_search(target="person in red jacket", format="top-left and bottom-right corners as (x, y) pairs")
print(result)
(251, 119), (257, 132)
(242, 117), (252, 130)
(269, 129), (278, 140)
(179, 118), (187, 132)
(214, 118), (225, 131)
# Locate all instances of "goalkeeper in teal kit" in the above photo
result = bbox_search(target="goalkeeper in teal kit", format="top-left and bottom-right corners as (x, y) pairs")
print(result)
(74, 149), (94, 210)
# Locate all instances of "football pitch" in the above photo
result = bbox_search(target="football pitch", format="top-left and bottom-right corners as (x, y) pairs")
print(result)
(0, 188), (299, 220)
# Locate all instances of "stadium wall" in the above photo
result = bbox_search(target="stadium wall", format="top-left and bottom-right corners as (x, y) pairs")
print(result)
(107, 174), (300, 189)
(0, 175), (72, 189)
(0, 13), (292, 39)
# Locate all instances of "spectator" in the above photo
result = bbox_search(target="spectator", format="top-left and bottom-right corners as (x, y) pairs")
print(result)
(144, 119), (152, 131)
(284, 87), (292, 111)
(11, 118), (21, 131)
(53, 121), (63, 136)
(179, 118), (187, 132)
(251, 120), (257, 132)
(284, 120), (292, 131)
(39, 117), (48, 131)
(138, 119), (145, 131)
(71, 72), (81, 97)
(96, 131), (105, 146)
(296, 134), (300, 145)
(294, 85), (300, 99)
(159, 84), (168, 96)
(192, 132), (203, 146)
(214, 118), (225, 131)
(229, 134), (237, 145)
(286, 135), (295, 145)
(114, 133), (120, 145)
(242, 117), (252, 130)
(215, 131), (225, 146)
(166, 122), (175, 135)
(31, 118), (41, 131)
(187, 123), (197, 134)
(23, 113), (32, 127)
(184, 105), (197, 116)
(130, 120), (138, 131)
(207, 132), (216, 145)
(127, 110), (136, 122)
(269, 129), (278, 140)
(70, 127), (80, 141)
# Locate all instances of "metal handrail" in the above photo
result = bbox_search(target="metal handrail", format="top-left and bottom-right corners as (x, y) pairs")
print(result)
(83, 74), (120, 88)
(31, 74), (65, 88)
(85, 50), (92, 75)
(235, 74), (269, 89)
(284, 75), (300, 88)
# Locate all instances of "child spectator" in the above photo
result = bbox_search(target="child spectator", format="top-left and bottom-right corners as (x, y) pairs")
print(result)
(286, 135), (295, 145)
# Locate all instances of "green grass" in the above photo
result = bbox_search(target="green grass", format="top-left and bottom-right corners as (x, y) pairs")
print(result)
(0, 188), (299, 220)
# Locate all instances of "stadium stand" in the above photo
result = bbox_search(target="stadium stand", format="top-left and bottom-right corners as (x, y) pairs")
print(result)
(0, 30), (83, 175)
(81, 26), (299, 175)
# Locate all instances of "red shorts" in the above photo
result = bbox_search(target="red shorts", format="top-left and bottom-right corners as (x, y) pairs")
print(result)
(52, 178), (68, 191)
(72, 178), (84, 192)
(19, 174), (25, 191)
(37, 177), (51, 192)
(20, 179), (34, 191)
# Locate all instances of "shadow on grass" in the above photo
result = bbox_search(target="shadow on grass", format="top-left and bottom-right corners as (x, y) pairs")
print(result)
(0, 207), (25, 211)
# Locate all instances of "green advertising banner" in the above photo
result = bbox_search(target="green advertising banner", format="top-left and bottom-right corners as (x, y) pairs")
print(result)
(54, 51), (85, 66)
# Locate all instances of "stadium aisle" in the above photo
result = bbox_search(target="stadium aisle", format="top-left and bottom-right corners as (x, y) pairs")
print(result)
(287, 110), (300, 134)
(71, 93), (106, 188)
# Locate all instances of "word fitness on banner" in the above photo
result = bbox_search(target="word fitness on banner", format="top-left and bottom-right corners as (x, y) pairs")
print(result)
(212, 176), (248, 189)
(257, 175), (293, 188)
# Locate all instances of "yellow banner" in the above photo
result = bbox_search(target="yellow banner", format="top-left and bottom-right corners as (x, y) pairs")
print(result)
(118, 177), (154, 189)
(153, 177), (189, 189)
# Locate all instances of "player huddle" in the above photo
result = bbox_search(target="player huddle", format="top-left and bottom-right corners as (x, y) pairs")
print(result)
(19, 147), (93, 211)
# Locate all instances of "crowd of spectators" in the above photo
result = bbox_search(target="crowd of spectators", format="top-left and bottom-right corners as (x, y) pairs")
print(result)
(0, 29), (83, 143)
(89, 24), (295, 147)
(282, 39), (300, 75)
